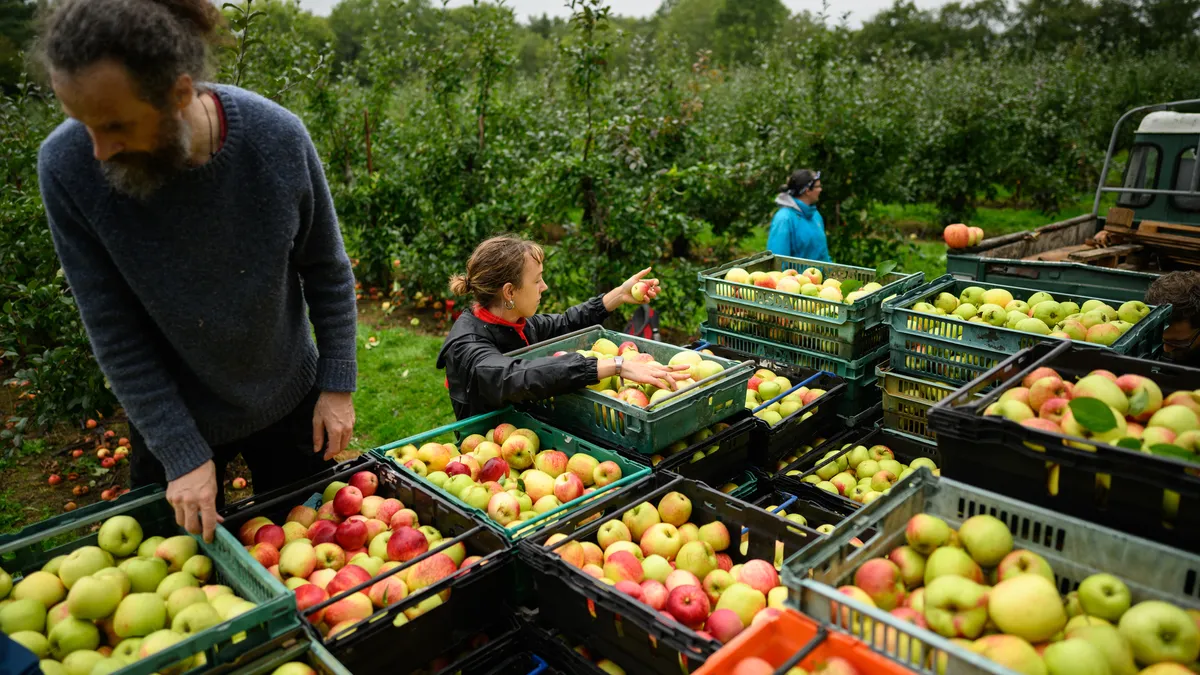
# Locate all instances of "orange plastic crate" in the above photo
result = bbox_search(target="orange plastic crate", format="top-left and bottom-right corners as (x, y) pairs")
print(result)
(696, 609), (918, 675)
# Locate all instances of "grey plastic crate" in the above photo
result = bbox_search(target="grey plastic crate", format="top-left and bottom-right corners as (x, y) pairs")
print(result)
(782, 470), (1200, 675)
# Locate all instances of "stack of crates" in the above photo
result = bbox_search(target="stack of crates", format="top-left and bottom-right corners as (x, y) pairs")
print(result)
(698, 253), (925, 426)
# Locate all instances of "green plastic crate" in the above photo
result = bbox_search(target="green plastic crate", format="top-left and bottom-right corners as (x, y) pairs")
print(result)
(372, 408), (650, 541)
(507, 327), (754, 454)
(883, 273), (1171, 386)
(699, 323), (887, 381)
(217, 629), (349, 675)
(705, 307), (890, 360)
(0, 488), (295, 675)
(946, 255), (1159, 303)
(698, 252), (926, 329)
(876, 364), (982, 443)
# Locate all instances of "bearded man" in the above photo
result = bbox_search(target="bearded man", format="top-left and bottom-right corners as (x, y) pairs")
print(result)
(36, 0), (358, 541)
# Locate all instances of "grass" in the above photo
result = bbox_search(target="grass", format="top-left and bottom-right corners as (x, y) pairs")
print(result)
(351, 323), (456, 451)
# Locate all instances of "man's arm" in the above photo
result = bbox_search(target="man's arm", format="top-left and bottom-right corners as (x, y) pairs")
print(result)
(293, 128), (358, 457)
(39, 161), (222, 539)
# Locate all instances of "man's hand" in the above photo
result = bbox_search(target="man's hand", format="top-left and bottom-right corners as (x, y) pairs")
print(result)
(167, 460), (222, 542)
(314, 391), (355, 460)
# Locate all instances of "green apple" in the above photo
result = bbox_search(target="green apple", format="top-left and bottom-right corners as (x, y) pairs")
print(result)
(953, 303), (977, 320)
(93, 567), (131, 598)
(154, 536), (198, 572)
(88, 658), (126, 675)
(1079, 310), (1109, 329)
(119, 557), (169, 594)
(13, 571), (66, 608)
(1118, 601), (1200, 665)
(1015, 318), (1051, 335)
(113, 638), (142, 662)
(113, 593), (167, 638)
(322, 481), (348, 504)
(924, 547), (982, 585)
(156, 572), (199, 600)
(1006, 310), (1027, 329)
(137, 537), (165, 559)
(1118, 300), (1150, 324)
(0, 566), (10, 600)
(165, 586), (208, 622)
(9, 631), (49, 658)
(988, 574), (1066, 643)
(1068, 624), (1137, 675)
(1058, 301), (1080, 317)
(58, 547), (114, 590)
(905, 514), (951, 555)
(47, 616), (100, 660)
(66, 575), (123, 620)
(959, 286), (986, 306)
(97, 516), (144, 558)
(978, 303), (1008, 326)
(139, 629), (193, 672)
(924, 575), (989, 638)
(1031, 301), (1064, 327)
(171, 602), (221, 635)
(41, 556), (67, 576)
(39, 660), (66, 675)
(1077, 573), (1131, 622)
(61, 649), (104, 675)
(0, 597), (47, 634)
(934, 293), (959, 313)
(1147, 405), (1200, 436)
(714, 582), (766, 628)
(956, 514), (1013, 567)
(1027, 291), (1055, 307)
(1005, 300), (1029, 314)
(1042, 638), (1111, 675)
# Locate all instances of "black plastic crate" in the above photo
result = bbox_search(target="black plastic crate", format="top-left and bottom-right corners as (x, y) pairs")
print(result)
(775, 426), (941, 511)
(475, 618), (627, 675)
(518, 474), (815, 675)
(690, 341), (846, 466)
(928, 341), (1200, 552)
(616, 409), (757, 486)
(219, 456), (519, 672)
(733, 472), (861, 533)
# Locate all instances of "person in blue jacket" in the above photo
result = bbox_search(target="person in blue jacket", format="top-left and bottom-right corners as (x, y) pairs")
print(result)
(767, 169), (831, 262)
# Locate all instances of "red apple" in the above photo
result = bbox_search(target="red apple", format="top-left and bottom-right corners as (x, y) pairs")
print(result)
(641, 580), (668, 610)
(336, 519), (369, 550)
(666, 585), (711, 629)
(666, 569), (702, 592)
(307, 520), (339, 546)
(323, 593), (373, 627)
(247, 542), (280, 567)
(705, 608), (745, 643)
(254, 524), (286, 550)
(478, 458), (509, 484)
(238, 517), (273, 546)
(367, 575), (408, 608)
(333, 486), (364, 517)
(615, 580), (643, 600)
(294, 583), (329, 625)
(387, 527), (429, 562)
(389, 509), (418, 530)
(553, 472), (585, 503)
(286, 505), (318, 528)
(326, 564), (373, 597)
(734, 559), (779, 597)
(309, 569), (336, 589)
(349, 471), (379, 498)
(316, 501), (342, 524)
(374, 498), (404, 525)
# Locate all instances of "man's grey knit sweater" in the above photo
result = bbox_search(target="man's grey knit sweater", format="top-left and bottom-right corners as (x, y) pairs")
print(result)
(37, 85), (358, 481)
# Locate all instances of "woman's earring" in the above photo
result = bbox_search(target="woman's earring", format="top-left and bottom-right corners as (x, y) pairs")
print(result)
(504, 300), (515, 310)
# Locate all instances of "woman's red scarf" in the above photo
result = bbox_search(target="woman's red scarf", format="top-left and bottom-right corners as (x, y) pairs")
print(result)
(473, 304), (529, 345)
(445, 304), (529, 390)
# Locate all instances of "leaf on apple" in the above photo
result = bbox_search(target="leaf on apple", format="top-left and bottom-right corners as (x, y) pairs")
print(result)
(839, 279), (863, 295)
(1068, 398), (1117, 433)
(1115, 437), (1142, 451)
(875, 260), (898, 280)
(1148, 444), (1197, 463)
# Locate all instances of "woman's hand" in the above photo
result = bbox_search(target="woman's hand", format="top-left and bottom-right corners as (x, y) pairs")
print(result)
(604, 268), (662, 311)
(618, 360), (692, 391)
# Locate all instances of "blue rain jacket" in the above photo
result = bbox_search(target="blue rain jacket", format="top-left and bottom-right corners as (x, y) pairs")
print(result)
(767, 193), (831, 262)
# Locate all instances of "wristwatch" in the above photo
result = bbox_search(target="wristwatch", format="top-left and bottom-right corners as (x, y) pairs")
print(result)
(613, 356), (624, 379)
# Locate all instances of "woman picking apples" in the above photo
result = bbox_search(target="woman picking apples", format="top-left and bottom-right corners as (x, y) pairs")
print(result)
(438, 235), (692, 419)
(766, 169), (831, 262)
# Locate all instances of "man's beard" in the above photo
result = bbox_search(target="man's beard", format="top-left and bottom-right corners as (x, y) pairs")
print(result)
(101, 112), (193, 200)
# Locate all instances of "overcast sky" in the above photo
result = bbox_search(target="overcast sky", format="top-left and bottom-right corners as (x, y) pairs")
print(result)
(295, 0), (951, 26)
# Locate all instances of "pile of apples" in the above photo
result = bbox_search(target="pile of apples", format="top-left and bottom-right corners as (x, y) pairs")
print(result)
(723, 266), (885, 306)
(786, 442), (939, 506)
(910, 286), (1153, 345)
(841, 512), (1199, 674)
(0, 515), (250, 675)
(542, 491), (789, 645)
(745, 368), (826, 427)
(650, 421), (734, 468)
(771, 438), (832, 474)
(383, 423), (622, 529)
(556, 338), (726, 408)
(943, 223), (985, 249)
(236, 471), (473, 638)
(986, 366), (1200, 457)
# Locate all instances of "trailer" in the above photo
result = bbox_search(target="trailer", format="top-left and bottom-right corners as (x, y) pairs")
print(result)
(947, 98), (1200, 300)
